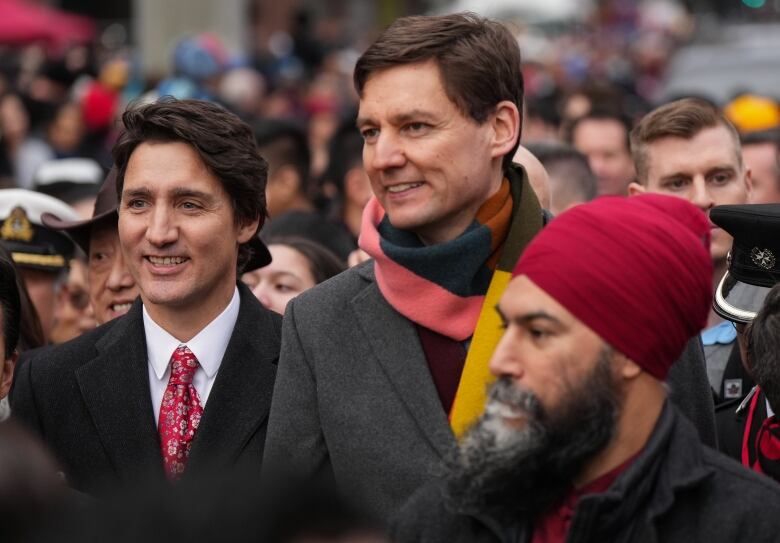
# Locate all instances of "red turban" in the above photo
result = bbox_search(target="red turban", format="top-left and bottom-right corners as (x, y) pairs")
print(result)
(512, 194), (712, 380)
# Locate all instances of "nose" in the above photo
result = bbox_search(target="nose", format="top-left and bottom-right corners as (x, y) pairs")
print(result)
(690, 177), (715, 212)
(145, 206), (178, 247)
(367, 131), (406, 172)
(488, 331), (523, 380)
(106, 249), (136, 292)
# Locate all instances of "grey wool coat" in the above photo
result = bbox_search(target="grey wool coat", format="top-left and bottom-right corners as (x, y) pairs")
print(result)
(262, 261), (716, 521)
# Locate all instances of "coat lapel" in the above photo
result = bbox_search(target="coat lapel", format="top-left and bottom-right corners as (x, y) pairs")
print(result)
(185, 284), (280, 473)
(350, 263), (456, 458)
(75, 300), (164, 480)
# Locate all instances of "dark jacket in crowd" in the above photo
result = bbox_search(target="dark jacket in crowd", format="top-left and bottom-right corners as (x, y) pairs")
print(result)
(10, 284), (281, 494)
(392, 401), (780, 543)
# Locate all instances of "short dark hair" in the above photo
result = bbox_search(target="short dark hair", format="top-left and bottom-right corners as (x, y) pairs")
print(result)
(526, 142), (597, 206)
(112, 98), (268, 268)
(354, 12), (524, 170)
(253, 119), (311, 196)
(630, 98), (742, 183)
(0, 252), (21, 359)
(747, 283), (780, 411)
(565, 108), (633, 153)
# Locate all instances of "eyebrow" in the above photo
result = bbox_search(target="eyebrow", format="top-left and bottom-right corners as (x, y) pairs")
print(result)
(356, 109), (439, 128)
(658, 165), (737, 182)
(122, 187), (151, 201)
(170, 188), (217, 204)
(495, 305), (563, 326)
(121, 187), (217, 204)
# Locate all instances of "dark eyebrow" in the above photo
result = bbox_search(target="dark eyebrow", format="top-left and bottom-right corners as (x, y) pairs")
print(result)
(356, 109), (438, 129)
(122, 187), (151, 201)
(658, 173), (690, 183)
(170, 188), (217, 204)
(706, 165), (737, 176)
(495, 305), (563, 327)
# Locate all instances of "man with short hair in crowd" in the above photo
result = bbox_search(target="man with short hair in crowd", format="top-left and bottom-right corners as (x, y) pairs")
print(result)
(393, 194), (780, 543)
(263, 13), (716, 520)
(629, 98), (753, 404)
(12, 98), (281, 494)
(526, 142), (597, 215)
(742, 129), (780, 204)
(567, 109), (635, 196)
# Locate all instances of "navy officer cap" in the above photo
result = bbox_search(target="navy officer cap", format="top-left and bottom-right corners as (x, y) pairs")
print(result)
(712, 203), (780, 323)
(0, 189), (79, 272)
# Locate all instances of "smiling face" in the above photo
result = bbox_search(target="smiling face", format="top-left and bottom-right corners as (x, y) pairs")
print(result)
(242, 244), (317, 315)
(630, 125), (751, 264)
(118, 141), (258, 332)
(88, 221), (139, 324)
(357, 60), (508, 245)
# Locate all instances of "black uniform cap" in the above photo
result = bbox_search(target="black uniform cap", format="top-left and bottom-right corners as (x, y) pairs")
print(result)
(712, 203), (780, 323)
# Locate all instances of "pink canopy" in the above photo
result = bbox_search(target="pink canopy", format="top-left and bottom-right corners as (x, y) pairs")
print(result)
(0, 0), (96, 49)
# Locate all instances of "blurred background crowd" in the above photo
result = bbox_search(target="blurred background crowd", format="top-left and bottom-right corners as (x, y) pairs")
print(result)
(2, 1), (780, 541)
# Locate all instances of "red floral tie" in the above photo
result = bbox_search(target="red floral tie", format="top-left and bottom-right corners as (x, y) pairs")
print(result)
(158, 345), (203, 480)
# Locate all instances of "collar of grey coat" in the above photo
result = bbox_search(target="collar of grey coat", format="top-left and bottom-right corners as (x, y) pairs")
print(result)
(75, 282), (280, 481)
(468, 401), (715, 541)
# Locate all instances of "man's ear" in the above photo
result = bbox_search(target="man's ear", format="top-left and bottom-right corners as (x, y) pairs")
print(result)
(612, 350), (643, 380)
(0, 352), (17, 400)
(627, 181), (646, 197)
(490, 100), (521, 160)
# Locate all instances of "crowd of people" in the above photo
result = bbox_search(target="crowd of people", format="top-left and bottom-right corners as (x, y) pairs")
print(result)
(2, 5), (780, 543)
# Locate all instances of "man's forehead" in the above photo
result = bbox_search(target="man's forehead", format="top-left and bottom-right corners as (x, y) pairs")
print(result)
(645, 126), (741, 178)
(501, 275), (570, 319)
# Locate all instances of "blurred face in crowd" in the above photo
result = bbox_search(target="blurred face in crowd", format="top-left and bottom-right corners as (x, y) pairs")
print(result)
(357, 60), (518, 245)
(0, 311), (16, 400)
(743, 142), (780, 204)
(50, 259), (95, 343)
(448, 274), (623, 518)
(571, 118), (635, 196)
(18, 267), (58, 341)
(243, 244), (317, 315)
(88, 222), (139, 324)
(629, 125), (751, 264)
(119, 141), (258, 331)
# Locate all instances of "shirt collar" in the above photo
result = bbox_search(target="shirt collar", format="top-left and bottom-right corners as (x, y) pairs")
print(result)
(700, 320), (737, 346)
(143, 287), (241, 380)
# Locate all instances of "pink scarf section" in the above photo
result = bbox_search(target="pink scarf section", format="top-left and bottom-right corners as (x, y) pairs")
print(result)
(358, 197), (484, 341)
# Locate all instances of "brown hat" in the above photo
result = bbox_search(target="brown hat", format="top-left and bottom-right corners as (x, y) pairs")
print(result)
(42, 167), (271, 271)
(42, 167), (120, 254)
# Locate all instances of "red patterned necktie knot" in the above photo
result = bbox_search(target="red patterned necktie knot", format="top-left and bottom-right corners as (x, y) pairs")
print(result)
(170, 345), (198, 385)
(158, 345), (203, 480)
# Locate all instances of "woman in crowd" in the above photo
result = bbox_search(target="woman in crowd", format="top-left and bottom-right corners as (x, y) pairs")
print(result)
(243, 236), (345, 315)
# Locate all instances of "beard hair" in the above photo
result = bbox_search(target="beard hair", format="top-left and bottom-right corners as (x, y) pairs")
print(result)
(444, 347), (622, 523)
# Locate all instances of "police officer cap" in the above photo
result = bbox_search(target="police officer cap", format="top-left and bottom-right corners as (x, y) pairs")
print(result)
(712, 203), (780, 323)
(0, 189), (79, 272)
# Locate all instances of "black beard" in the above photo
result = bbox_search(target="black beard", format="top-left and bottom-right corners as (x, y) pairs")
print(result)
(444, 349), (622, 523)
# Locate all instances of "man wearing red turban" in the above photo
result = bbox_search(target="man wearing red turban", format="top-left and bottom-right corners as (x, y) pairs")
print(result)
(393, 194), (780, 543)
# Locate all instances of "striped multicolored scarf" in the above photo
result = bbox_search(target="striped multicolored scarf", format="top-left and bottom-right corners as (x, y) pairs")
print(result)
(359, 165), (543, 437)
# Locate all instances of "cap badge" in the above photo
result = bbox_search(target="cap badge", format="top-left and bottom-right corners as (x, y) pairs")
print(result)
(751, 247), (776, 270)
(1, 207), (34, 243)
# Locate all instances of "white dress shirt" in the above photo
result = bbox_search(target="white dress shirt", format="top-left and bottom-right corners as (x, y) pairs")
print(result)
(144, 287), (240, 427)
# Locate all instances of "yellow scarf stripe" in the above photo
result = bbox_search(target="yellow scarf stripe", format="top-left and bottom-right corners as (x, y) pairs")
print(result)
(449, 268), (511, 438)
